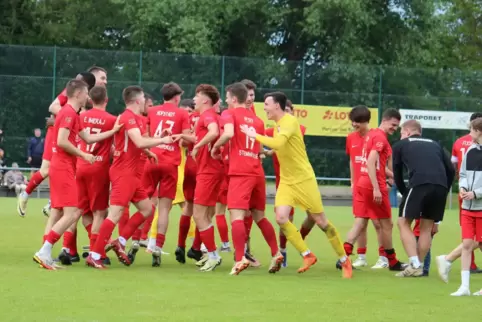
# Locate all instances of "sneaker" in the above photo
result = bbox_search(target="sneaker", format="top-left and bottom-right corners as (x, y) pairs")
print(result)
(280, 249), (288, 268)
(371, 257), (389, 269)
(187, 247), (203, 262)
(33, 252), (56, 270)
(42, 200), (51, 217)
(395, 264), (423, 277)
(219, 245), (231, 252)
(470, 267), (482, 274)
(127, 241), (140, 264)
(199, 257), (222, 272)
(102, 257), (111, 266)
(340, 257), (353, 279)
(389, 261), (407, 271)
(109, 239), (131, 266)
(245, 251), (261, 267)
(58, 249), (72, 266)
(17, 191), (28, 217)
(175, 246), (186, 264)
(436, 255), (451, 283)
(298, 253), (317, 273)
(152, 247), (162, 267)
(86, 255), (107, 269)
(268, 252), (284, 274)
(451, 286), (471, 297)
(473, 289), (482, 296)
(139, 239), (149, 248)
(200, 243), (208, 253)
(229, 257), (250, 275)
(195, 254), (209, 267)
(352, 257), (368, 268)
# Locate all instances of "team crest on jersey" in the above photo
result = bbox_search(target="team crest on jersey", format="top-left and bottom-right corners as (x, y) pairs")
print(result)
(65, 116), (72, 123)
(376, 142), (383, 148)
(129, 118), (136, 125)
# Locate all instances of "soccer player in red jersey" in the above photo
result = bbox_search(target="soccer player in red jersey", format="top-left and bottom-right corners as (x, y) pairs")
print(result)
(18, 72), (97, 217)
(87, 66), (108, 87)
(186, 84), (224, 271)
(450, 112), (482, 274)
(264, 100), (314, 268)
(213, 82), (282, 275)
(33, 79), (121, 270)
(86, 86), (179, 269)
(356, 108), (406, 271)
(142, 82), (190, 266)
(342, 106), (388, 270)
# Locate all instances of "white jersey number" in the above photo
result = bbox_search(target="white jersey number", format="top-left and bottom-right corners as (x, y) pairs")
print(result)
(84, 127), (101, 152)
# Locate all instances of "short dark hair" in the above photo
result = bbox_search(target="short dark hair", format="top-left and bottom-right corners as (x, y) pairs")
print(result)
(161, 82), (183, 101)
(382, 108), (401, 121)
(78, 72), (96, 90)
(195, 84), (220, 105)
(66, 79), (88, 98)
(180, 99), (195, 109)
(144, 93), (154, 102)
(89, 86), (108, 105)
(122, 86), (144, 104)
(470, 112), (482, 122)
(87, 66), (107, 74)
(349, 105), (371, 123)
(264, 92), (287, 111)
(226, 82), (248, 104)
(286, 99), (293, 110)
(240, 79), (257, 90)
(471, 118), (482, 131)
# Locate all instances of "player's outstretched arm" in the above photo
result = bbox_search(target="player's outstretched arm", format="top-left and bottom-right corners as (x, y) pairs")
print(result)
(367, 150), (381, 192)
(194, 123), (219, 149)
(57, 128), (94, 163)
(213, 123), (233, 149)
(79, 116), (123, 144)
(48, 98), (63, 115)
(127, 128), (179, 149)
(242, 122), (293, 150)
(180, 129), (196, 144)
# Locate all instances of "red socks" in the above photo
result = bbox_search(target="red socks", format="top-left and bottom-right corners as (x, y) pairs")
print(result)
(156, 234), (166, 248)
(192, 228), (201, 251)
(300, 225), (311, 240)
(378, 246), (387, 257)
(120, 212), (146, 241)
(215, 214), (229, 243)
(90, 234), (98, 253)
(178, 215), (191, 248)
(279, 232), (287, 249)
(471, 251), (478, 270)
(385, 248), (399, 267)
(140, 214), (154, 240)
(357, 247), (367, 255)
(344, 242), (354, 256)
(26, 171), (45, 195)
(93, 219), (116, 255)
(42, 234), (47, 244)
(132, 229), (142, 241)
(84, 224), (92, 239)
(199, 226), (216, 252)
(45, 230), (61, 245)
(231, 220), (246, 262)
(244, 215), (254, 242)
(256, 218), (278, 256)
(62, 231), (77, 255)
(119, 208), (129, 235)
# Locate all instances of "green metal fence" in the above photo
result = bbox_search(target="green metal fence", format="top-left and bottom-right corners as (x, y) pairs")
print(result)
(0, 44), (480, 181)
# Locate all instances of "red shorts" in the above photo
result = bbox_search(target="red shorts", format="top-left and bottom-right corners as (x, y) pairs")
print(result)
(227, 175), (266, 211)
(275, 175), (294, 216)
(461, 211), (482, 242)
(353, 185), (376, 219)
(76, 165), (110, 213)
(49, 165), (77, 209)
(42, 128), (53, 162)
(110, 171), (148, 208)
(217, 175), (229, 205)
(183, 166), (197, 202)
(194, 173), (223, 207)
(143, 163), (178, 199)
(356, 186), (391, 219)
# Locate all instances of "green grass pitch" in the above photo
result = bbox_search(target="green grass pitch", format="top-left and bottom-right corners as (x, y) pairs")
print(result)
(0, 197), (480, 322)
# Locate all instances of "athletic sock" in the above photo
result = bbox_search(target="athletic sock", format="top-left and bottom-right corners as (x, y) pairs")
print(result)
(257, 218), (278, 256)
(215, 214), (229, 243)
(192, 228), (202, 251)
(177, 215), (191, 248)
(231, 220), (246, 262)
(344, 242), (354, 256)
(120, 212), (146, 241)
(199, 226), (217, 253)
(25, 171), (45, 195)
(280, 221), (309, 254)
(119, 208), (129, 235)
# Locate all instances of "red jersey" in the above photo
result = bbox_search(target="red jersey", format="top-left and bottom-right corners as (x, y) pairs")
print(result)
(221, 108), (265, 176)
(57, 89), (68, 107)
(51, 104), (80, 169)
(249, 104), (256, 115)
(148, 103), (190, 166)
(266, 125), (306, 177)
(195, 108), (223, 175)
(451, 134), (473, 174)
(346, 131), (366, 185)
(357, 128), (392, 191)
(77, 108), (116, 169)
(111, 109), (145, 176)
(185, 112), (200, 172)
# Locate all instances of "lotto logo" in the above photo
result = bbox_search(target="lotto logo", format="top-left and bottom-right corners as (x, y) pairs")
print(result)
(322, 110), (348, 120)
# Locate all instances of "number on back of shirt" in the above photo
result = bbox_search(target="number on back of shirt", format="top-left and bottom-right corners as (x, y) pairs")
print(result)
(245, 126), (256, 150)
(84, 127), (101, 152)
(154, 120), (175, 138)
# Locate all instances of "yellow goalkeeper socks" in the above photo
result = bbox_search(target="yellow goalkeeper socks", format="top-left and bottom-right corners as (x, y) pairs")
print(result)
(280, 221), (309, 254)
(187, 217), (196, 238)
(149, 209), (159, 239)
(323, 221), (346, 259)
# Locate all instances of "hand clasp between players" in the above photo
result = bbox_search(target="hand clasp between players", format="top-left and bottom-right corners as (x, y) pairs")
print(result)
(240, 124), (257, 138)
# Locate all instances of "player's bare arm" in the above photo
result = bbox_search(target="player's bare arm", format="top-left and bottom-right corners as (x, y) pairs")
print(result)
(57, 128), (94, 163)
(48, 98), (62, 115)
(79, 117), (122, 144)
(367, 150), (382, 203)
(194, 123), (218, 149)
(127, 128), (179, 149)
(180, 129), (196, 144)
(349, 160), (355, 188)
(211, 123), (233, 158)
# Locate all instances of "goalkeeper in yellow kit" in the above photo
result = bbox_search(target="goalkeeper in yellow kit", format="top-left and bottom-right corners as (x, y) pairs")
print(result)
(241, 92), (352, 277)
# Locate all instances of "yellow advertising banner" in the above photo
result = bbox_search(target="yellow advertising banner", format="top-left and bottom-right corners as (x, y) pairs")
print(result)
(254, 103), (379, 137)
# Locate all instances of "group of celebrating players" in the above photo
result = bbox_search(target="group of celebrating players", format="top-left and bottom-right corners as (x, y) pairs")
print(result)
(16, 66), (482, 290)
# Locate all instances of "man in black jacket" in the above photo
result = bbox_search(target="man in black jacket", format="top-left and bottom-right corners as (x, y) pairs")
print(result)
(27, 128), (44, 173)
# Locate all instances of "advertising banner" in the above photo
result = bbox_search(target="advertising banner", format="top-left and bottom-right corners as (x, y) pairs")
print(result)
(400, 109), (472, 130)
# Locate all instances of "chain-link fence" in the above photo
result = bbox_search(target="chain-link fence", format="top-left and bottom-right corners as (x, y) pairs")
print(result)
(1, 44), (480, 182)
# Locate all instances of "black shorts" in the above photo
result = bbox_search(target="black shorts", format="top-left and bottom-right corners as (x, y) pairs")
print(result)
(31, 155), (42, 168)
(399, 184), (448, 222)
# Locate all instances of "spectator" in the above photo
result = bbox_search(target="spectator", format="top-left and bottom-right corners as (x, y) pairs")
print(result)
(0, 148), (5, 182)
(27, 128), (44, 173)
(4, 162), (27, 196)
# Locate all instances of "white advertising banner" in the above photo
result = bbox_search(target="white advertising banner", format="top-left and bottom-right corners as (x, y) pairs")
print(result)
(400, 109), (472, 130)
